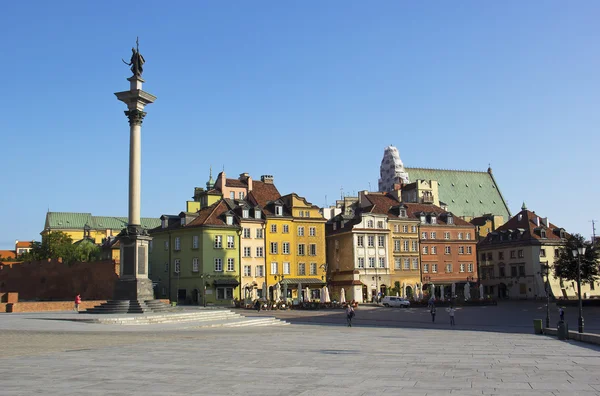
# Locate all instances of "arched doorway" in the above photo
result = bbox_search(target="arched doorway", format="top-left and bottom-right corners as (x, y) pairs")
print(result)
(192, 289), (199, 304)
(380, 284), (387, 298)
(498, 283), (507, 299)
(362, 285), (368, 303)
(406, 286), (413, 300)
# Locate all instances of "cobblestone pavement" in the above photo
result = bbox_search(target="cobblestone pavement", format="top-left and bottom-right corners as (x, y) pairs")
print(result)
(1, 311), (600, 395)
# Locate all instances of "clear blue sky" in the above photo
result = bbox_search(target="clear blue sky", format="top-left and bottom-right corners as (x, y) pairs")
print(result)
(1, 1), (599, 249)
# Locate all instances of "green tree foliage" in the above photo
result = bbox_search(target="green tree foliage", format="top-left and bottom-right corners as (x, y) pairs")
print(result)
(553, 234), (600, 284)
(20, 231), (100, 264)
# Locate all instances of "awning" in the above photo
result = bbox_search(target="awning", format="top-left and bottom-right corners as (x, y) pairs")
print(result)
(280, 277), (326, 286)
(213, 278), (240, 286)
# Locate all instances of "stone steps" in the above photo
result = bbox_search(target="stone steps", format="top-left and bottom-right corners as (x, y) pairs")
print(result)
(85, 310), (241, 325)
(84, 299), (176, 314)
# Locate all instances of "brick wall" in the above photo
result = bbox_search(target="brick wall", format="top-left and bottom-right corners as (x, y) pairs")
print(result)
(0, 299), (171, 313)
(0, 259), (119, 301)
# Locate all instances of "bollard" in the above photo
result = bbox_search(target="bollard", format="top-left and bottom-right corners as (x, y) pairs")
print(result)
(533, 319), (543, 334)
(557, 321), (566, 340)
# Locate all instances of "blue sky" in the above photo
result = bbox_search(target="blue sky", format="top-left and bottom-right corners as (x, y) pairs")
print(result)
(1, 2), (599, 249)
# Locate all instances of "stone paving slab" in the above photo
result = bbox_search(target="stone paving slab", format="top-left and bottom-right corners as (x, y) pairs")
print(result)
(0, 314), (600, 395)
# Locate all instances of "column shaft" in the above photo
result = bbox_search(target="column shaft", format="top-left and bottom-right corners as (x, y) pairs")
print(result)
(129, 122), (141, 226)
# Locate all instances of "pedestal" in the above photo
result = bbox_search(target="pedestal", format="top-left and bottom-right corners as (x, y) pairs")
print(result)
(115, 227), (153, 301)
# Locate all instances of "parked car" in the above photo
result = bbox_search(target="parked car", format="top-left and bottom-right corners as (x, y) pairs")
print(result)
(382, 296), (411, 308)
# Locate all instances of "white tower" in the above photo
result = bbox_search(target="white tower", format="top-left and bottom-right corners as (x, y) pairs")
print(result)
(378, 145), (410, 192)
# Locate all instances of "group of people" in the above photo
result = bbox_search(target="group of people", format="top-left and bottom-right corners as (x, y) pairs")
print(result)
(429, 304), (456, 326)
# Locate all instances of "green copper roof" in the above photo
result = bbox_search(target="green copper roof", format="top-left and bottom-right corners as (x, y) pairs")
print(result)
(405, 167), (511, 221)
(45, 212), (160, 231)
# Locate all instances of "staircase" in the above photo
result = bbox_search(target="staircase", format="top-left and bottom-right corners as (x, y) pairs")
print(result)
(80, 309), (289, 328)
(84, 299), (177, 314)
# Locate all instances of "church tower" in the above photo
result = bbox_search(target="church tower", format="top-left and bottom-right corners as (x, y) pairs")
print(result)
(378, 145), (410, 192)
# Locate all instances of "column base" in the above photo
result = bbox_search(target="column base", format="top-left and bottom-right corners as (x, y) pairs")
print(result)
(114, 278), (154, 301)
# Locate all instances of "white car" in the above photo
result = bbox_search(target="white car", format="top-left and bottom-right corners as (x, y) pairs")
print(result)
(382, 296), (411, 308)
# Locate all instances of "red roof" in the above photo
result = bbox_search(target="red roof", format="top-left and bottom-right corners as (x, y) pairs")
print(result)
(0, 250), (16, 259)
(479, 209), (566, 245)
(15, 241), (34, 249)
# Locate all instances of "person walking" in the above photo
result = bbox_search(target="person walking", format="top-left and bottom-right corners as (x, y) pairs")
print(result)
(430, 305), (436, 323)
(74, 294), (82, 312)
(559, 307), (565, 322)
(254, 299), (261, 312)
(447, 305), (456, 327)
(346, 305), (355, 327)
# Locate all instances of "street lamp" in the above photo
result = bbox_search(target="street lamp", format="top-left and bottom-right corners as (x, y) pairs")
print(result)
(572, 247), (586, 333)
(200, 274), (211, 308)
(541, 263), (550, 328)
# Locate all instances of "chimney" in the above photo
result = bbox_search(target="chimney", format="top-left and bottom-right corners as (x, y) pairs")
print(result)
(535, 217), (540, 227)
(239, 173), (253, 191)
(541, 217), (549, 227)
(260, 175), (274, 184)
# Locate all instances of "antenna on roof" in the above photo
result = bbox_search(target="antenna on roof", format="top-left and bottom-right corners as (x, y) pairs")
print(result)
(368, 182), (371, 191)
(325, 195), (328, 207)
(340, 186), (343, 200)
(591, 220), (597, 242)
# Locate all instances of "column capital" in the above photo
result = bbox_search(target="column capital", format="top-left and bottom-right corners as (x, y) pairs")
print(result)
(124, 109), (147, 126)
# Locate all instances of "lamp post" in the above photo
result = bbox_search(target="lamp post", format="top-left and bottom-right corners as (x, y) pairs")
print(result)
(572, 247), (586, 333)
(542, 263), (550, 328)
(200, 274), (211, 308)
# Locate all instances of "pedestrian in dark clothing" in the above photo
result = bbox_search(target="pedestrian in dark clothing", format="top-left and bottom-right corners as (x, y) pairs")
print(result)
(346, 305), (355, 327)
(255, 299), (261, 312)
(559, 307), (565, 322)
(430, 305), (436, 322)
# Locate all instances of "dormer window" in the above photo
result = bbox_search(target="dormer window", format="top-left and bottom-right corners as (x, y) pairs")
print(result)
(254, 209), (261, 219)
(367, 220), (374, 228)
(447, 214), (454, 225)
(333, 223), (337, 231)
(180, 217), (186, 226)
(540, 229), (547, 238)
(226, 215), (233, 225)
(420, 215), (426, 224)
(560, 230), (565, 239)
(275, 205), (283, 216)
(161, 218), (167, 228)
(399, 209), (407, 218)
(242, 209), (249, 219)
(430, 215), (437, 224)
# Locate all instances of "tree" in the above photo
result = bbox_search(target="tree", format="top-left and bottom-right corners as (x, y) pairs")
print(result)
(553, 234), (600, 285)
(21, 231), (76, 263)
(72, 240), (101, 263)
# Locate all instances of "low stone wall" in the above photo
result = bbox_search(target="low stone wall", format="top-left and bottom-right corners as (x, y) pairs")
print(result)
(1, 300), (107, 313)
(543, 328), (600, 346)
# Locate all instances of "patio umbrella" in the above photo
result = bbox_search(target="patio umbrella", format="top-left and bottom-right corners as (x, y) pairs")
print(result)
(275, 282), (281, 301)
(414, 283), (419, 301)
(252, 287), (257, 300)
(464, 282), (471, 300)
(430, 283), (435, 301)
(479, 284), (484, 300)
(324, 286), (331, 303)
(262, 281), (267, 300)
(298, 282), (302, 302)
(305, 286), (310, 302)
(451, 282), (456, 298)
(340, 288), (346, 303)
(283, 282), (288, 301)
(440, 285), (445, 302)
(320, 286), (325, 303)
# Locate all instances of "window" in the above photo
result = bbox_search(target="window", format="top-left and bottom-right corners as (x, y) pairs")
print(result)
(216, 287), (234, 300)
(174, 259), (181, 273)
(499, 266), (506, 277)
(466, 246), (472, 254)
(299, 211), (304, 218)
(481, 253), (486, 261)
(357, 236), (364, 247)
(243, 265), (251, 276)
(298, 227), (305, 236)
(190, 257), (199, 272)
(402, 225), (408, 233)
(309, 244), (317, 256)
(466, 233), (471, 240)
(239, 191), (245, 200)
(271, 224), (277, 233)
(243, 228), (251, 238)
(298, 263), (306, 275)
(394, 224), (399, 233)
(411, 241), (418, 252)
(255, 209), (261, 219)
(367, 220), (374, 228)
(164, 262), (169, 272)
(412, 258), (418, 269)
(310, 263), (317, 275)
(335, 240), (339, 250)
(431, 246), (437, 254)
(468, 263), (474, 272)
(358, 257), (365, 268)
(403, 240), (409, 251)
(498, 252), (504, 260)
(518, 265), (525, 276)
(403, 258), (410, 270)
(242, 209), (249, 218)
(394, 240), (401, 252)
(399, 209), (407, 217)
(430, 232), (436, 239)
(377, 221), (384, 229)
(444, 232), (450, 240)
(298, 244), (305, 255)
(214, 235), (222, 248)
(214, 258), (223, 272)
(230, 192), (235, 199)
(422, 246), (429, 254)
(445, 263), (452, 273)
(283, 262), (290, 275)
(411, 226), (417, 233)
(510, 266), (517, 277)
(226, 215), (233, 225)
(275, 205), (283, 216)
(378, 236), (385, 247)
(554, 249), (559, 257)
(540, 229), (547, 238)
(368, 236), (375, 247)
(256, 228), (264, 239)
(445, 246), (451, 254)
(305, 211), (310, 218)
(394, 258), (401, 269)
(243, 247), (251, 257)
(282, 224), (289, 233)
(270, 242), (278, 254)
(227, 258), (235, 272)
(227, 235), (235, 249)
(175, 237), (181, 251)
(378, 257), (385, 268)
(423, 263), (429, 273)
(368, 257), (376, 268)
(518, 250), (524, 258)
(421, 232), (427, 239)
(458, 233), (463, 240)
(540, 249), (546, 258)
(487, 252), (492, 260)
(432, 264), (438, 273)
(256, 246), (264, 257)
(458, 246), (465, 254)
(510, 250), (516, 259)
(282, 242), (290, 255)
(270, 262), (278, 275)
(447, 216), (454, 225)
(460, 263), (465, 272)
(430, 216), (437, 224)
(309, 227), (316, 237)
(256, 265), (264, 277)
(420, 215), (426, 224)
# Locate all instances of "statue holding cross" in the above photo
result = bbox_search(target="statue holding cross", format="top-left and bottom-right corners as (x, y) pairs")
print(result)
(123, 37), (145, 77)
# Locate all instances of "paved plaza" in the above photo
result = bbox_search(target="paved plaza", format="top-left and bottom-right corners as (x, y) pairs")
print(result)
(1, 304), (600, 395)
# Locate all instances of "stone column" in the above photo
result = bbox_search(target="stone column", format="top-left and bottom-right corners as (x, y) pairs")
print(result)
(125, 108), (145, 227)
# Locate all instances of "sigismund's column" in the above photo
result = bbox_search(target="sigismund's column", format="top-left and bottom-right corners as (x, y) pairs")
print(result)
(114, 40), (157, 301)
